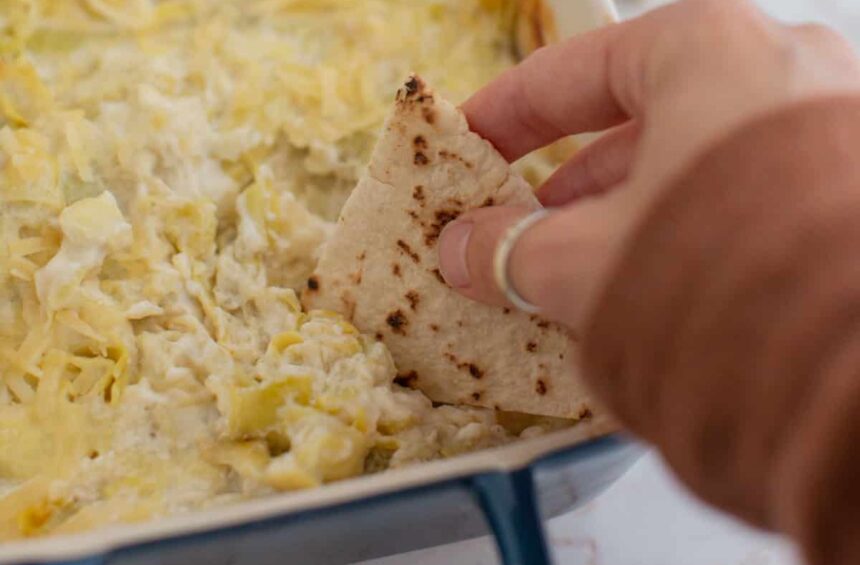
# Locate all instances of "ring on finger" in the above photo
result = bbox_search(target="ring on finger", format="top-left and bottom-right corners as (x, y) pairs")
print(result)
(493, 209), (550, 315)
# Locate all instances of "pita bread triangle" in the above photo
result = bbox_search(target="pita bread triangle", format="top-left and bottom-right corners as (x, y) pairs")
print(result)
(302, 75), (593, 419)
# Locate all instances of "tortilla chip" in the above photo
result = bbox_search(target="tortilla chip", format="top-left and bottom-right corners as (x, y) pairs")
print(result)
(303, 76), (593, 419)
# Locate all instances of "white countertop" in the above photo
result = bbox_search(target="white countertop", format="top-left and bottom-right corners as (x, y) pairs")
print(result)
(357, 1), (860, 564)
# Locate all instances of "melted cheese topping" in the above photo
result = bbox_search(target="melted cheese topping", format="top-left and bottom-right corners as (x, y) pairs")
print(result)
(0, 0), (566, 539)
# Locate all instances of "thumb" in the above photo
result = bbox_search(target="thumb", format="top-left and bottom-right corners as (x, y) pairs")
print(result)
(437, 195), (634, 331)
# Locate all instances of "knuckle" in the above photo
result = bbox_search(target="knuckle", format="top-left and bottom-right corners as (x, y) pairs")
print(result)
(792, 23), (854, 54)
(688, 0), (759, 26)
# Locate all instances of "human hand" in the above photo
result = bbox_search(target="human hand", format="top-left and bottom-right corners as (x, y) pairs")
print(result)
(438, 0), (860, 332)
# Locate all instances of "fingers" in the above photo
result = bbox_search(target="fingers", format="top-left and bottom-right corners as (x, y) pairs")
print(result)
(462, 21), (633, 161)
(462, 0), (781, 163)
(438, 191), (639, 330)
(537, 122), (640, 207)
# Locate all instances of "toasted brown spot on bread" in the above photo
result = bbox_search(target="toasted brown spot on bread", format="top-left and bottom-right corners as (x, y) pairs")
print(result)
(414, 152), (429, 166)
(445, 353), (484, 380)
(422, 106), (435, 124)
(431, 268), (446, 284)
(405, 290), (420, 311)
(537, 321), (550, 329)
(471, 392), (481, 401)
(404, 76), (420, 95)
(503, 307), (511, 314)
(396, 240), (420, 263)
(357, 251), (367, 261)
(394, 370), (418, 388)
(482, 197), (495, 207)
(306, 276), (319, 291)
(413, 135), (427, 150)
(526, 341), (537, 353)
(467, 364), (484, 379)
(424, 209), (461, 246)
(392, 263), (402, 277)
(386, 309), (408, 335)
(412, 185), (426, 204)
(375, 332), (384, 341)
(536, 379), (548, 395)
(429, 324), (439, 332)
(438, 150), (474, 169)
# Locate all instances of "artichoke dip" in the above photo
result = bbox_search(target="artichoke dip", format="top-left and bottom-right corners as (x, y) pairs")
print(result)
(0, 0), (566, 539)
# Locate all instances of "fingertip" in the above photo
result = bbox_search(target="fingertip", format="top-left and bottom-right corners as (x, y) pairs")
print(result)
(438, 220), (474, 289)
(436, 206), (532, 306)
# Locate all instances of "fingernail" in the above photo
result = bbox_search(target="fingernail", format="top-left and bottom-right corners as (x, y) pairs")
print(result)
(438, 220), (474, 289)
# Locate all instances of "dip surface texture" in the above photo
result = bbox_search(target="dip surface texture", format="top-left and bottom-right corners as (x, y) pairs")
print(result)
(0, 0), (566, 539)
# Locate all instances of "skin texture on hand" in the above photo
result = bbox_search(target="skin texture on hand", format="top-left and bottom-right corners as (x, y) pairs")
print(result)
(583, 96), (860, 565)
(438, 0), (860, 332)
(436, 1), (860, 563)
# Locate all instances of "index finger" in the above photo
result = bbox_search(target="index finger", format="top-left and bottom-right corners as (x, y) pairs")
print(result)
(462, 21), (637, 162)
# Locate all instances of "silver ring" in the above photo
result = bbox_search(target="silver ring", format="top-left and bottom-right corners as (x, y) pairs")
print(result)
(493, 209), (550, 315)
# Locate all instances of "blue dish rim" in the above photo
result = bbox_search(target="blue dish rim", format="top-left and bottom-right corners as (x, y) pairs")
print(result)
(1, 433), (638, 565)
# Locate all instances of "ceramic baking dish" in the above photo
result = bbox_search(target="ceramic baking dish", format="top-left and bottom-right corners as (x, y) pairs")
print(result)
(0, 1), (638, 564)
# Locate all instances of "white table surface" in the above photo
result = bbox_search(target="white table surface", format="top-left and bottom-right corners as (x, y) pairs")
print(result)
(357, 1), (860, 564)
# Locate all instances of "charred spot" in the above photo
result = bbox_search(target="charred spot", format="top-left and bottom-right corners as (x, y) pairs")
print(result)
(482, 197), (495, 207)
(429, 324), (439, 332)
(405, 290), (420, 311)
(306, 276), (320, 291)
(386, 309), (408, 335)
(438, 150), (473, 169)
(412, 185), (426, 204)
(394, 370), (419, 388)
(413, 135), (427, 150)
(414, 152), (429, 166)
(404, 76), (420, 95)
(396, 239), (420, 263)
(431, 268), (446, 284)
(445, 354), (484, 380)
(526, 341), (537, 353)
(392, 263), (402, 277)
(471, 392), (482, 402)
(536, 380), (548, 396)
(422, 106), (435, 124)
(424, 209), (461, 246)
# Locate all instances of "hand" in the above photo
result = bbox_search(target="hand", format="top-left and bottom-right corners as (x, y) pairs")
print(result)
(438, 0), (860, 332)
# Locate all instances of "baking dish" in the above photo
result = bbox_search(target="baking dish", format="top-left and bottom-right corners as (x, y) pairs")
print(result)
(0, 1), (637, 564)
